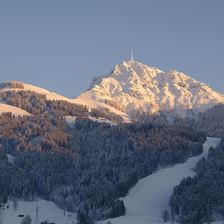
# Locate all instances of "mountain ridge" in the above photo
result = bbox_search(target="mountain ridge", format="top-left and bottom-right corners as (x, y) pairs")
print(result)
(0, 60), (223, 121)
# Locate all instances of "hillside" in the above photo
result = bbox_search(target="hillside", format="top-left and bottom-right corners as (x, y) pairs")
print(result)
(0, 81), (127, 122)
(0, 113), (205, 221)
(0, 81), (72, 102)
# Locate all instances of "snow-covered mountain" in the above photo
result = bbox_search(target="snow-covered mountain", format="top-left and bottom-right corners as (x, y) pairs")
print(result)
(75, 60), (224, 119)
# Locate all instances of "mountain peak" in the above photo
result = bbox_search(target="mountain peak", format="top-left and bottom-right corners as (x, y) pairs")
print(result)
(114, 60), (163, 74)
(75, 61), (224, 120)
(90, 60), (163, 88)
(118, 59), (148, 68)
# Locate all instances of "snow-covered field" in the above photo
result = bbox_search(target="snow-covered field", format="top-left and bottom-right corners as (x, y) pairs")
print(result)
(0, 199), (76, 224)
(100, 137), (221, 224)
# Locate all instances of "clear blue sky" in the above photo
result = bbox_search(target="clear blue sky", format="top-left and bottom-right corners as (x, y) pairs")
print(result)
(0, 0), (223, 97)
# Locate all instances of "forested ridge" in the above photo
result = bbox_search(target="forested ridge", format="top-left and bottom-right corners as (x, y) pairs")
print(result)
(195, 104), (224, 138)
(0, 90), (88, 116)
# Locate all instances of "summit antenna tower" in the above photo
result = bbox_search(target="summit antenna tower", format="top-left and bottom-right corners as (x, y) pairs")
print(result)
(131, 50), (134, 62)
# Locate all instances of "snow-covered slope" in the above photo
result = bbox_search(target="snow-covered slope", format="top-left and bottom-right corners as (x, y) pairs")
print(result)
(0, 81), (73, 102)
(75, 60), (224, 118)
(100, 137), (221, 224)
(0, 103), (30, 116)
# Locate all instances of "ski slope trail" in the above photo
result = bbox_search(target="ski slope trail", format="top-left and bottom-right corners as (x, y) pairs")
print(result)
(100, 137), (221, 224)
